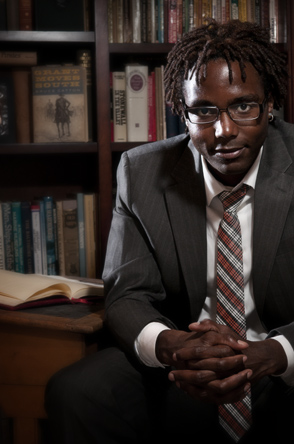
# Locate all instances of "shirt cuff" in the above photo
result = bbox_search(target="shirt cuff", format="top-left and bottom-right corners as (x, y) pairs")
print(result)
(270, 335), (294, 386)
(134, 322), (170, 367)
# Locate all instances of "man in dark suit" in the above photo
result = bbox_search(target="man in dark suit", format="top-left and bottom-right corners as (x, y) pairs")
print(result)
(46, 20), (294, 443)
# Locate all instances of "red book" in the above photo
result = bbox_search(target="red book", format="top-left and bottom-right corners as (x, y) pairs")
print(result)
(19, 0), (33, 30)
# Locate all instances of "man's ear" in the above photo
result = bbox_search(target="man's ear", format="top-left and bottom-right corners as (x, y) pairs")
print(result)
(267, 95), (274, 114)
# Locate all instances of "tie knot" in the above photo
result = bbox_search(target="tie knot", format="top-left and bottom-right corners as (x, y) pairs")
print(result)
(218, 184), (249, 212)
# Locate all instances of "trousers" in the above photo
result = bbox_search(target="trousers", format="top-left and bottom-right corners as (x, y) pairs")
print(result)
(45, 345), (294, 444)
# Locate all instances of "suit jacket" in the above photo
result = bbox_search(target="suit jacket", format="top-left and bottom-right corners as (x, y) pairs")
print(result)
(103, 118), (294, 357)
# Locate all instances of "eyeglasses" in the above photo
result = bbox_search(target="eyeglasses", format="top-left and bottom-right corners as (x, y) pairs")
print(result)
(183, 98), (267, 124)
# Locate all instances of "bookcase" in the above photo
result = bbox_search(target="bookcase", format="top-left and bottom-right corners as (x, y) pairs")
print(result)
(0, 0), (293, 278)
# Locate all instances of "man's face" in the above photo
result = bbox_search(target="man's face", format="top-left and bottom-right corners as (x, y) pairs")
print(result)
(183, 59), (274, 186)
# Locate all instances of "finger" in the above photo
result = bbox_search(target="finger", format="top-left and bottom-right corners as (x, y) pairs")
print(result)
(186, 354), (247, 373)
(189, 321), (249, 351)
(168, 369), (218, 385)
(208, 369), (252, 396)
(174, 343), (240, 362)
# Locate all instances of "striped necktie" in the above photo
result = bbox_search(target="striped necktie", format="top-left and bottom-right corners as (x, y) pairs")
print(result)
(216, 184), (252, 442)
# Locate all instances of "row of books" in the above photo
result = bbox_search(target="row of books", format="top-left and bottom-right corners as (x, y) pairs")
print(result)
(0, 50), (93, 144)
(108, 0), (286, 44)
(0, 193), (97, 279)
(110, 64), (185, 143)
(0, 0), (92, 32)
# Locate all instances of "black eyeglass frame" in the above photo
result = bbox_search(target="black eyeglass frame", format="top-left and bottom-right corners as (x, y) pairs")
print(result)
(183, 98), (268, 124)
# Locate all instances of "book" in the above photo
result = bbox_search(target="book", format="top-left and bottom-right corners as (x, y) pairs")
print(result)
(21, 201), (34, 274)
(2, 203), (14, 271)
(0, 51), (37, 66)
(77, 192), (86, 278)
(55, 200), (65, 276)
(12, 68), (33, 143)
(43, 196), (57, 275)
(31, 203), (43, 275)
(0, 270), (103, 309)
(148, 71), (157, 141)
(31, 65), (88, 143)
(231, 0), (239, 19)
(77, 49), (93, 141)
(125, 64), (149, 142)
(84, 194), (96, 279)
(112, 71), (127, 142)
(132, 0), (141, 42)
(11, 201), (24, 274)
(19, 0), (33, 30)
(168, 0), (178, 43)
(0, 0), (7, 30)
(0, 74), (16, 143)
(34, 0), (86, 31)
(62, 199), (80, 277)
(6, 0), (18, 30)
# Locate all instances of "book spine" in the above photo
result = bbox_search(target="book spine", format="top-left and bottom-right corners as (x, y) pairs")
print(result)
(110, 72), (114, 142)
(125, 64), (149, 142)
(77, 193), (87, 278)
(0, 75), (16, 143)
(77, 49), (93, 141)
(269, 0), (276, 42)
(6, 0), (19, 30)
(132, 0), (141, 42)
(168, 0), (178, 44)
(21, 201), (34, 274)
(62, 200), (80, 277)
(116, 0), (124, 43)
(0, 204), (5, 269)
(201, 0), (212, 24)
(84, 194), (96, 279)
(157, 0), (164, 42)
(39, 200), (47, 275)
(141, 0), (148, 42)
(108, 0), (114, 42)
(19, 0), (33, 30)
(123, 0), (132, 43)
(43, 196), (57, 275)
(55, 201), (65, 276)
(12, 69), (32, 144)
(231, 0), (239, 19)
(113, 71), (127, 142)
(148, 71), (157, 142)
(176, 0), (183, 39)
(2, 203), (14, 271)
(12, 202), (24, 274)
(0, 51), (37, 66)
(255, 0), (261, 24)
(31, 204), (43, 275)
(260, 0), (270, 27)
(239, 0), (247, 21)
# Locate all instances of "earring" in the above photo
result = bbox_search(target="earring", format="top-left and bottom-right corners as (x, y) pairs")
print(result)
(268, 113), (274, 122)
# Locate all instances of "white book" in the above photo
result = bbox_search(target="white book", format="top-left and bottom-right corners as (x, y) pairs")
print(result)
(269, 0), (277, 43)
(125, 64), (149, 142)
(132, 0), (141, 43)
(113, 72), (127, 142)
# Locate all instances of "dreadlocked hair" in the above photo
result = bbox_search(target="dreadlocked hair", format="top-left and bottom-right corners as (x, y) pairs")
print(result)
(164, 19), (288, 117)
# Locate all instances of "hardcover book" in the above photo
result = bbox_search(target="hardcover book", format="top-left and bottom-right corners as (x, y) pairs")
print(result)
(125, 64), (148, 142)
(32, 65), (88, 143)
(0, 0), (7, 30)
(0, 270), (103, 309)
(112, 71), (127, 142)
(62, 199), (80, 277)
(0, 74), (16, 143)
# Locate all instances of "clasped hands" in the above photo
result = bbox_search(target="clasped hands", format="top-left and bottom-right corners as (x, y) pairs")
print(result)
(155, 319), (287, 405)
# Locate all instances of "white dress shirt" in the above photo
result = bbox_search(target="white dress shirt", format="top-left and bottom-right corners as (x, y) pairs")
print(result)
(135, 148), (294, 385)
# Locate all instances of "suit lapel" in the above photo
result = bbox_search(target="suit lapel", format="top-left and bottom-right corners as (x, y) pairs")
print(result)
(253, 125), (294, 317)
(165, 143), (207, 320)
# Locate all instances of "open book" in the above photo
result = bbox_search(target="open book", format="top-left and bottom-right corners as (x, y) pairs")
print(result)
(0, 270), (104, 310)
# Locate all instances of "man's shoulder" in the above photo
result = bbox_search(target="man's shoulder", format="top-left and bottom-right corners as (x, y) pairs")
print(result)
(125, 133), (190, 163)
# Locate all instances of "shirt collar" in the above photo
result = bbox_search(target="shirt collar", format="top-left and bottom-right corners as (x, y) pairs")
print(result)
(201, 147), (263, 206)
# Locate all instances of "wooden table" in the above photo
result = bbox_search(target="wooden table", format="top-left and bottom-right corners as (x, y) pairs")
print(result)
(0, 302), (104, 444)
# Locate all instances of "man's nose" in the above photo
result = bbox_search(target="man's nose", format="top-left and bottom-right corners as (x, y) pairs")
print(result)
(214, 110), (238, 138)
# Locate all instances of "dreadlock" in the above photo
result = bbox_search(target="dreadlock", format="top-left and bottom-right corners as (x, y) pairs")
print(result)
(164, 20), (288, 117)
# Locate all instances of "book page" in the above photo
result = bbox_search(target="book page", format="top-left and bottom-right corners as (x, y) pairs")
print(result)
(0, 270), (103, 305)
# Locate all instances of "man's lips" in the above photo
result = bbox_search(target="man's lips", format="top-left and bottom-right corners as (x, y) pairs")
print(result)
(214, 146), (245, 160)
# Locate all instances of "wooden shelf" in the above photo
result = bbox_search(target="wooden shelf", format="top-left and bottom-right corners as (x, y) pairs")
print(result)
(0, 31), (95, 43)
(0, 143), (97, 155)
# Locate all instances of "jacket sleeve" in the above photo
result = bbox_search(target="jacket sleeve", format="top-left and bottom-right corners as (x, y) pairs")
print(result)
(102, 151), (177, 356)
